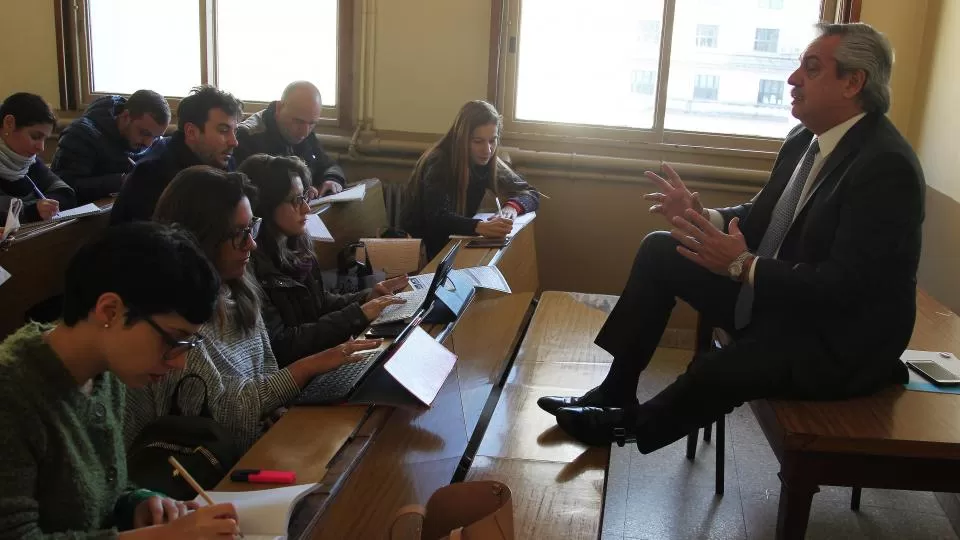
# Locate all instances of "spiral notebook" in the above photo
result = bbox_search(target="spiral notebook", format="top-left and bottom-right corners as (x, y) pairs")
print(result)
(197, 483), (319, 540)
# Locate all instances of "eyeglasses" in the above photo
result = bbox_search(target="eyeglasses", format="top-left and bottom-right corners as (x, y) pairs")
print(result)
(142, 316), (205, 361)
(226, 216), (262, 249)
(287, 193), (309, 208)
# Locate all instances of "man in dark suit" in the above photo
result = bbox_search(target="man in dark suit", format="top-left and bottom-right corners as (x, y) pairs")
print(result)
(538, 22), (925, 454)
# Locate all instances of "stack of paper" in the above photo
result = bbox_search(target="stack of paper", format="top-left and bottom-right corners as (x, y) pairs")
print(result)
(308, 184), (366, 206)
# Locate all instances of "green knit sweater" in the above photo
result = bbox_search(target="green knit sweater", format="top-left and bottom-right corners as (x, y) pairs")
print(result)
(0, 323), (158, 539)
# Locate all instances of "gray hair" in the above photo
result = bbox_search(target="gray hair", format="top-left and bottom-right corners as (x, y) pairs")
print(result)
(816, 22), (894, 114)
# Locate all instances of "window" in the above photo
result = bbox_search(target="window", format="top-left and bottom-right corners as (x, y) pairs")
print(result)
(754, 28), (780, 53)
(631, 70), (656, 95)
(693, 75), (719, 100)
(504, 0), (826, 140)
(757, 80), (785, 105)
(67, 0), (350, 124)
(696, 25), (719, 48)
(759, 0), (785, 8)
(638, 20), (661, 46)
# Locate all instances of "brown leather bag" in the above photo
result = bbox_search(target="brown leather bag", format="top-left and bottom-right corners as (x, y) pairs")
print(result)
(389, 481), (514, 540)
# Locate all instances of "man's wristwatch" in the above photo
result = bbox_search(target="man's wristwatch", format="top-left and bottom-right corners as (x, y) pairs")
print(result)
(728, 251), (754, 282)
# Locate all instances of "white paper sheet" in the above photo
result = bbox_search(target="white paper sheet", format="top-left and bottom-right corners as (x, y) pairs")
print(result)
(305, 213), (334, 242)
(383, 326), (457, 406)
(472, 211), (536, 238)
(308, 183), (366, 206)
(53, 203), (103, 221)
(198, 483), (318, 539)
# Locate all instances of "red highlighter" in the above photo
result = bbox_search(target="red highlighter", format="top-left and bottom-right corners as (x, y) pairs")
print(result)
(230, 469), (297, 484)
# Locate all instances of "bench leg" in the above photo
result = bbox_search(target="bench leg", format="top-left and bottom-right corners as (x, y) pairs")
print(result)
(686, 429), (698, 460)
(776, 473), (818, 540)
(703, 422), (712, 442)
(851, 487), (862, 511)
(715, 416), (725, 495)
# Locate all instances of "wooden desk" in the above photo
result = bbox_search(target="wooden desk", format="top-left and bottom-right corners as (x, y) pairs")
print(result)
(754, 289), (960, 539)
(311, 179), (389, 270)
(216, 223), (540, 539)
(0, 201), (112, 338)
(0, 182), (386, 339)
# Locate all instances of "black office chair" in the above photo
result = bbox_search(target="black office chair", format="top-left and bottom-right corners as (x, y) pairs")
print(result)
(683, 318), (863, 508)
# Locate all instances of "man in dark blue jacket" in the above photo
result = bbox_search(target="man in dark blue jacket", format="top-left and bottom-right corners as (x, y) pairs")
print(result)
(235, 81), (345, 200)
(110, 86), (242, 225)
(51, 90), (169, 203)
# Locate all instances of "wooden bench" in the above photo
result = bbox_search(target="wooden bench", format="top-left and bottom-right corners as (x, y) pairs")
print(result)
(755, 289), (960, 539)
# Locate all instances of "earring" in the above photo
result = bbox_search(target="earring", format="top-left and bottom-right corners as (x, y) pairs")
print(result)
(104, 323), (110, 329)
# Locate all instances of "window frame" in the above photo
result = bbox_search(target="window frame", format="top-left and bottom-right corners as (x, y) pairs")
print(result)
(56, 0), (357, 129)
(757, 79), (785, 106)
(695, 24), (720, 49)
(754, 28), (780, 53)
(492, 0), (850, 156)
(693, 74), (720, 101)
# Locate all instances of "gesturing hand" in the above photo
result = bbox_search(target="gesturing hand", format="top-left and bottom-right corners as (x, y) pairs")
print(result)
(670, 209), (748, 276)
(643, 163), (705, 226)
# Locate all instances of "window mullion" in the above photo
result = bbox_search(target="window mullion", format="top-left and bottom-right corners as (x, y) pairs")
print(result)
(652, 0), (677, 142)
(199, 0), (218, 86)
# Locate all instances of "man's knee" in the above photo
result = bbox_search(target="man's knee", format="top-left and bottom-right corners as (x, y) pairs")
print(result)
(635, 231), (679, 266)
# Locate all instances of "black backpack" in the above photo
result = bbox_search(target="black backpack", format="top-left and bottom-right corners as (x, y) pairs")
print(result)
(127, 374), (240, 500)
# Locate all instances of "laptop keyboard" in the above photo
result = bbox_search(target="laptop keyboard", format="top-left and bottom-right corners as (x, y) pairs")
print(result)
(295, 348), (382, 405)
(371, 289), (428, 325)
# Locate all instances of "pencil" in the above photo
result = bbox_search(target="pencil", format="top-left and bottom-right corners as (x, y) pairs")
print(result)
(168, 456), (244, 538)
(167, 456), (214, 505)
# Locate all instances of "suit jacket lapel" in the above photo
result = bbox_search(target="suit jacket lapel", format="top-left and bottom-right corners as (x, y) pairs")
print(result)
(795, 113), (879, 215)
(743, 129), (812, 246)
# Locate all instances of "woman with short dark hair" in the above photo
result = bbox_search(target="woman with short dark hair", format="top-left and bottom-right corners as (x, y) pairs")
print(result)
(0, 92), (75, 223)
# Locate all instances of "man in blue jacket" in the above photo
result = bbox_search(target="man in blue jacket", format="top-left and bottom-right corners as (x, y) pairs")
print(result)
(110, 86), (242, 225)
(52, 90), (169, 203)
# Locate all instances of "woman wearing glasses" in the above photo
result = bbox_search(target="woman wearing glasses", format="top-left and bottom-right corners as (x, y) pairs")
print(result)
(238, 154), (407, 367)
(0, 222), (242, 538)
(123, 166), (380, 455)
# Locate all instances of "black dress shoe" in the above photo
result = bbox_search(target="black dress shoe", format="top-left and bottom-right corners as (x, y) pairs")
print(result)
(555, 406), (637, 447)
(537, 387), (629, 416)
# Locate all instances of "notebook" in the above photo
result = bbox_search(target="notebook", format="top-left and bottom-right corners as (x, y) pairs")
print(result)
(197, 483), (319, 540)
(305, 213), (334, 242)
(307, 183), (366, 206)
(54, 202), (109, 221)
(471, 211), (536, 238)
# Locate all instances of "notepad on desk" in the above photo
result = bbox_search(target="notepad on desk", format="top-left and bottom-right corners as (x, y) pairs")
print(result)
(198, 483), (320, 540)
(307, 183), (366, 206)
(305, 213), (334, 242)
(472, 211), (536, 238)
(53, 203), (109, 221)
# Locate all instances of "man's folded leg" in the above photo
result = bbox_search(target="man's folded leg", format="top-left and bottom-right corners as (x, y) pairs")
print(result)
(538, 231), (741, 416)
